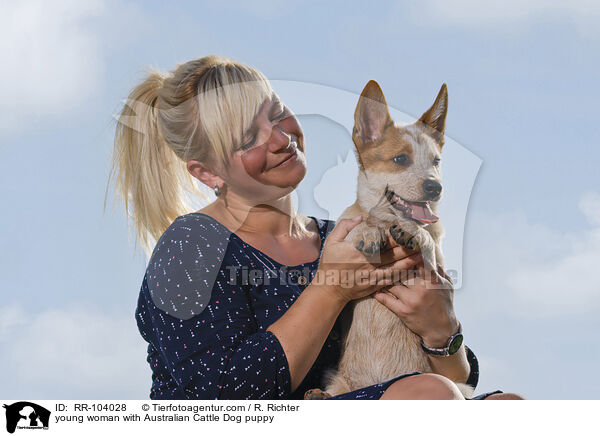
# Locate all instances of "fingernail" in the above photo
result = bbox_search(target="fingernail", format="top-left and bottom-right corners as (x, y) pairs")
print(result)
(352, 215), (362, 222)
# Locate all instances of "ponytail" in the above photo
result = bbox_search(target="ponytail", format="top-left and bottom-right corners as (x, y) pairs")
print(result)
(108, 69), (205, 256)
(108, 55), (276, 256)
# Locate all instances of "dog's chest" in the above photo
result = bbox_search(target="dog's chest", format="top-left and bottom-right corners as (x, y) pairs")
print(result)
(338, 298), (431, 386)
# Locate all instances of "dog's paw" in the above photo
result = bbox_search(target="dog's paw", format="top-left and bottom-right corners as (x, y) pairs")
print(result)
(346, 223), (387, 255)
(389, 224), (419, 250)
(304, 389), (333, 400)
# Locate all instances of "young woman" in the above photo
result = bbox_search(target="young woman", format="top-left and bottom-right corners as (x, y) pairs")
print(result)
(110, 55), (523, 400)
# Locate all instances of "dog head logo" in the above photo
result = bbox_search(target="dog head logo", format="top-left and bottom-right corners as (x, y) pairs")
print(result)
(3, 402), (50, 434)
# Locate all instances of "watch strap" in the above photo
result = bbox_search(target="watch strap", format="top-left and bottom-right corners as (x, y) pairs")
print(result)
(420, 322), (463, 357)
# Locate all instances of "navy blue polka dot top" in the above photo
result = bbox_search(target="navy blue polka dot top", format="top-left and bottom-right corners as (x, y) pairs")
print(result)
(135, 212), (485, 400)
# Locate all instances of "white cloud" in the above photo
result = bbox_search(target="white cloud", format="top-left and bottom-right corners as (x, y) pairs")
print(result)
(457, 196), (600, 397)
(580, 191), (600, 226)
(0, 303), (27, 339)
(0, 303), (149, 398)
(506, 193), (600, 315)
(0, 0), (106, 134)
(405, 0), (600, 38)
(463, 191), (600, 318)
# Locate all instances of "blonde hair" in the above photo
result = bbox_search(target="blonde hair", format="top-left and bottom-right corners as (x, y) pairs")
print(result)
(107, 55), (275, 254)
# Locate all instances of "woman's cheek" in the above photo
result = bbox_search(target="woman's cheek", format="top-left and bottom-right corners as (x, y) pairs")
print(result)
(241, 152), (267, 180)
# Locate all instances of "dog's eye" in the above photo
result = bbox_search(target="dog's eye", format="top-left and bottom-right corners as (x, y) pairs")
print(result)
(392, 154), (411, 166)
(433, 157), (441, 166)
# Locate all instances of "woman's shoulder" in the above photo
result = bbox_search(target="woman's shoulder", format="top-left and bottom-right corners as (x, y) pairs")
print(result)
(143, 213), (235, 321)
(150, 212), (232, 255)
(168, 211), (232, 237)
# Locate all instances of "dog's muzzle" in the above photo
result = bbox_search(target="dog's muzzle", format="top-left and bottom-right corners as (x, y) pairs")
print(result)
(385, 187), (439, 224)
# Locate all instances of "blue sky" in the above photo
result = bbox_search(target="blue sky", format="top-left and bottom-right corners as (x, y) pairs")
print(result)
(1, 0), (599, 399)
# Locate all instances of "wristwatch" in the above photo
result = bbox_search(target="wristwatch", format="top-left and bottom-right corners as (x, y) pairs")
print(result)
(420, 323), (463, 357)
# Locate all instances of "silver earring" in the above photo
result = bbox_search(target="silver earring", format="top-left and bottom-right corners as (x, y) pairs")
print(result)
(214, 185), (222, 197)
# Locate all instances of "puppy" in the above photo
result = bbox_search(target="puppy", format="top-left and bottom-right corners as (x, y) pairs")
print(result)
(305, 81), (473, 399)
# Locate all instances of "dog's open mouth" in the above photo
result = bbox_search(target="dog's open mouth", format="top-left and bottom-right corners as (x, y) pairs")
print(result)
(385, 188), (439, 224)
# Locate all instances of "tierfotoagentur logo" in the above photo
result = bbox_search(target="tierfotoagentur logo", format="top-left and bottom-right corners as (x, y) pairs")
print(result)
(116, 79), (480, 321)
(3, 402), (51, 434)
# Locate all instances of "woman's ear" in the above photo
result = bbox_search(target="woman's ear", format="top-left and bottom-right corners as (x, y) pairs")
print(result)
(187, 160), (225, 189)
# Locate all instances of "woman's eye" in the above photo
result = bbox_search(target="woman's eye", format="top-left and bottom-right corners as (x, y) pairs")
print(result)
(241, 134), (257, 150)
(433, 157), (441, 166)
(392, 154), (411, 166)
(239, 105), (291, 152)
(271, 108), (288, 122)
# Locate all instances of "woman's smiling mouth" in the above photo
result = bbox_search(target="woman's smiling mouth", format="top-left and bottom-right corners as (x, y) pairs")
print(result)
(273, 149), (298, 168)
(271, 134), (300, 169)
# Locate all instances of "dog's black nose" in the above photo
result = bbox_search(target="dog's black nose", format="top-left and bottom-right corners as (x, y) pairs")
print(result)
(423, 180), (442, 199)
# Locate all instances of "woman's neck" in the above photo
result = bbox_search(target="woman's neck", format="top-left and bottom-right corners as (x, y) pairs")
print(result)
(208, 191), (306, 238)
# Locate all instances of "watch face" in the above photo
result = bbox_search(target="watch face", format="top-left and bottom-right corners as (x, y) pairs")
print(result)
(448, 334), (464, 355)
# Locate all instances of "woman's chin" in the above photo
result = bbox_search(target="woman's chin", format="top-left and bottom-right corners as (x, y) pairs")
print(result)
(239, 161), (306, 202)
(267, 161), (306, 188)
(281, 169), (306, 191)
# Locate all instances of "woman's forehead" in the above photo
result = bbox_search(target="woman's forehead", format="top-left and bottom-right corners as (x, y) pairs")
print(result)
(248, 93), (281, 123)
(259, 92), (280, 112)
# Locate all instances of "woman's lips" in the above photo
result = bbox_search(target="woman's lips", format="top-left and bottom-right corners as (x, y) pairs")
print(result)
(272, 149), (298, 169)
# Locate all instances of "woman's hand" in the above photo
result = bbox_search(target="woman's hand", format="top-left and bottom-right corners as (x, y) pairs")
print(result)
(315, 216), (422, 305)
(373, 265), (460, 348)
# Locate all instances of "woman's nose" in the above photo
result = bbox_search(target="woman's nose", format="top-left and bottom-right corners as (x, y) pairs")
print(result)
(267, 125), (291, 151)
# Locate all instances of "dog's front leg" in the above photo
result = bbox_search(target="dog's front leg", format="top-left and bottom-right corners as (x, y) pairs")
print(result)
(389, 224), (437, 273)
(345, 221), (388, 255)
(415, 233), (439, 280)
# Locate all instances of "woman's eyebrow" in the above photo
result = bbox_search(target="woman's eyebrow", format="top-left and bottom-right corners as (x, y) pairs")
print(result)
(240, 96), (282, 147)
(252, 98), (275, 122)
(242, 100), (269, 133)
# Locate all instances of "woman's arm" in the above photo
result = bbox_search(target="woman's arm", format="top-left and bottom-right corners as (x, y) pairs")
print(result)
(138, 217), (294, 400)
(139, 278), (294, 399)
(267, 217), (423, 392)
(373, 267), (471, 384)
(425, 344), (470, 384)
(427, 344), (481, 387)
(266, 283), (346, 391)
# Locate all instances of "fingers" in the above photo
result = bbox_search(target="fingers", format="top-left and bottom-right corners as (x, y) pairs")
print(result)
(415, 263), (452, 289)
(413, 264), (441, 288)
(390, 253), (422, 273)
(383, 230), (402, 250)
(370, 253), (422, 289)
(437, 265), (453, 285)
(377, 245), (419, 266)
(418, 264), (426, 280)
(431, 271), (453, 290)
(327, 216), (362, 243)
(373, 290), (406, 316)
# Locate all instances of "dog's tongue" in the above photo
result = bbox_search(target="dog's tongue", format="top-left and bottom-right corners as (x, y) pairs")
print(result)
(409, 202), (439, 224)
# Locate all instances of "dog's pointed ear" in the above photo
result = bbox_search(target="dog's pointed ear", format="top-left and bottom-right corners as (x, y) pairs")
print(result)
(418, 83), (448, 146)
(353, 80), (391, 148)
